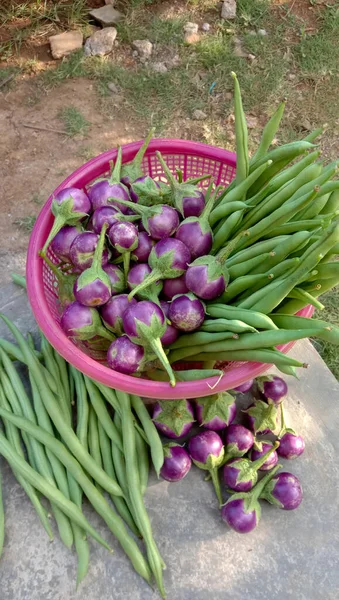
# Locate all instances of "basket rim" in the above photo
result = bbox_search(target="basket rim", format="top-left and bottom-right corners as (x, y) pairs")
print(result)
(26, 138), (313, 399)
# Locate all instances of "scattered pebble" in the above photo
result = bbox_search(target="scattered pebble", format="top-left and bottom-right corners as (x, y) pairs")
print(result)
(84, 27), (117, 56)
(192, 109), (208, 121)
(183, 22), (199, 34)
(89, 6), (123, 26)
(132, 39), (153, 59)
(247, 53), (256, 61)
(201, 23), (211, 32)
(107, 82), (119, 94)
(132, 50), (138, 57)
(184, 32), (200, 44)
(49, 31), (83, 60)
(225, 91), (233, 100)
(258, 28), (267, 36)
(151, 62), (168, 74)
(288, 73), (297, 81)
(221, 0), (237, 20)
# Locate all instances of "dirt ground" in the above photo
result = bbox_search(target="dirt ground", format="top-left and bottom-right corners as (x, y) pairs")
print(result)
(0, 78), (144, 283)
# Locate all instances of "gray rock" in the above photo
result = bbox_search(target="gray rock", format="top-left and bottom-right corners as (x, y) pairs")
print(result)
(247, 53), (256, 60)
(221, 0), (237, 20)
(89, 5), (123, 26)
(258, 28), (267, 36)
(192, 109), (207, 121)
(49, 30), (83, 60)
(132, 50), (138, 57)
(183, 22), (199, 34)
(151, 62), (168, 74)
(84, 27), (117, 56)
(107, 82), (119, 93)
(201, 22), (211, 32)
(131, 39), (153, 59)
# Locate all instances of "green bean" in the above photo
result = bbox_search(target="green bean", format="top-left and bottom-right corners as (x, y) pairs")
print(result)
(118, 390), (165, 598)
(0, 428), (112, 550)
(320, 189), (339, 215)
(207, 304), (278, 330)
(303, 127), (323, 142)
(41, 335), (70, 422)
(214, 160), (272, 208)
(212, 210), (244, 252)
(275, 364), (298, 378)
(146, 369), (223, 382)
(249, 140), (315, 173)
(0, 314), (124, 498)
(209, 201), (249, 227)
(251, 100), (286, 163)
(236, 187), (319, 251)
(220, 273), (268, 302)
(53, 348), (71, 414)
(307, 262), (339, 281)
(250, 236), (307, 276)
(287, 287), (324, 310)
(237, 258), (300, 302)
(183, 349), (307, 368)
(97, 421), (140, 537)
(135, 428), (149, 496)
(26, 332), (36, 353)
(315, 180), (339, 196)
(262, 218), (329, 238)
(88, 406), (103, 493)
(236, 278), (285, 309)
(295, 193), (330, 221)
(200, 318), (257, 334)
(228, 253), (271, 280)
(269, 314), (339, 344)
(0, 384), (54, 540)
(84, 377), (122, 452)
(0, 407), (153, 583)
(232, 72), (249, 186)
(0, 465), (4, 559)
(130, 395), (164, 478)
(11, 272), (27, 289)
(70, 367), (89, 451)
(170, 330), (238, 350)
(225, 236), (289, 266)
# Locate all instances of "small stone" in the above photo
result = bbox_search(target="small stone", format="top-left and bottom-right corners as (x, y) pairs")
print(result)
(84, 27), (117, 56)
(258, 28), (267, 36)
(225, 91), (233, 100)
(107, 82), (119, 93)
(183, 22), (199, 34)
(132, 50), (138, 57)
(247, 53), (256, 61)
(288, 73), (296, 81)
(151, 62), (168, 74)
(89, 6), (123, 26)
(132, 39), (153, 59)
(201, 22), (211, 32)
(49, 30), (83, 60)
(221, 0), (237, 20)
(192, 109), (207, 121)
(184, 32), (201, 44)
(233, 38), (247, 57)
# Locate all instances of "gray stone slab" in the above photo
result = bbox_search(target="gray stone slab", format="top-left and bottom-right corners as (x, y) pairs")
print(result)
(0, 288), (339, 599)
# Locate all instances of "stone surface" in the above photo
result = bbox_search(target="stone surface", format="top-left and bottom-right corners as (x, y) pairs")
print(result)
(84, 27), (117, 56)
(150, 62), (168, 74)
(49, 30), (83, 60)
(89, 5), (123, 26)
(221, 0), (237, 20)
(258, 28), (267, 36)
(201, 22), (211, 32)
(183, 22), (199, 34)
(107, 82), (120, 93)
(1, 286), (339, 600)
(131, 39), (153, 59)
(233, 36), (247, 57)
(192, 109), (207, 121)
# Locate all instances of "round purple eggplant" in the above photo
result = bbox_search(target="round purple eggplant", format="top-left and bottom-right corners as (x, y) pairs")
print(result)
(73, 224), (112, 307)
(160, 443), (192, 482)
(50, 225), (81, 262)
(251, 441), (279, 471)
(185, 261), (226, 300)
(102, 264), (125, 295)
(233, 379), (254, 393)
(69, 231), (110, 271)
(106, 196), (179, 240)
(100, 293), (136, 335)
(182, 190), (205, 218)
(90, 206), (120, 234)
(188, 430), (224, 505)
(260, 471), (302, 510)
(244, 400), (279, 435)
(168, 293), (205, 332)
(163, 275), (189, 300)
(257, 375), (288, 405)
(153, 399), (194, 438)
(127, 263), (162, 304)
(130, 176), (160, 203)
(277, 433), (305, 459)
(223, 441), (279, 492)
(109, 221), (138, 280)
(107, 335), (149, 375)
(61, 301), (113, 341)
(223, 424), (254, 463)
(195, 391), (236, 431)
(132, 231), (153, 263)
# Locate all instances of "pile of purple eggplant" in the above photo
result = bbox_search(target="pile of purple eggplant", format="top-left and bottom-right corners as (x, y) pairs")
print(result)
(154, 375), (304, 534)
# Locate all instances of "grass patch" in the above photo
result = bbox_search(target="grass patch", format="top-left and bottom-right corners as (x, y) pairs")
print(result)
(295, 5), (339, 75)
(13, 216), (37, 232)
(314, 287), (339, 380)
(117, 15), (185, 44)
(58, 106), (90, 137)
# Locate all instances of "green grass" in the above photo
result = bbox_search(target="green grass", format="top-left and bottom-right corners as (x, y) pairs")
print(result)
(13, 216), (37, 232)
(117, 15), (185, 44)
(315, 287), (339, 379)
(295, 5), (339, 75)
(58, 106), (90, 137)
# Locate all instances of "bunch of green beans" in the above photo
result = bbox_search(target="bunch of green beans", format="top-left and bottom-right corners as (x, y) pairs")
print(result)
(0, 314), (166, 596)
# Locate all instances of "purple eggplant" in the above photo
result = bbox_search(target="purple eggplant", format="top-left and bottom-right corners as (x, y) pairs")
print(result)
(107, 335), (150, 375)
(106, 196), (179, 240)
(100, 293), (137, 335)
(127, 238), (191, 301)
(102, 264), (125, 295)
(69, 231), (110, 271)
(221, 465), (281, 533)
(251, 441), (279, 471)
(260, 471), (303, 510)
(88, 147), (130, 213)
(61, 301), (113, 341)
(108, 221), (138, 280)
(127, 263), (162, 304)
(168, 293), (205, 332)
(120, 128), (155, 186)
(90, 206), (120, 234)
(163, 275), (189, 300)
(159, 300), (179, 345)
(233, 380), (254, 393)
(195, 392), (236, 431)
(160, 443), (192, 482)
(277, 403), (305, 459)
(223, 441), (279, 492)
(257, 375), (288, 405)
(153, 399), (195, 438)
(222, 424), (254, 464)
(185, 256), (229, 300)
(130, 176), (164, 204)
(244, 399), (279, 435)
(131, 231), (154, 262)
(188, 430), (224, 505)
(156, 150), (208, 217)
(50, 225), (81, 262)
(73, 224), (112, 307)
(41, 187), (91, 255)
(122, 300), (176, 386)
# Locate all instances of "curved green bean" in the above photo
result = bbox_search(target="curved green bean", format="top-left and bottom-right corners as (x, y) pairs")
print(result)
(220, 273), (267, 302)
(212, 210), (244, 252)
(200, 318), (257, 334)
(207, 304), (278, 330)
(225, 236), (289, 267)
(228, 253), (271, 280)
(88, 406), (103, 494)
(249, 141), (315, 173)
(251, 100), (286, 163)
(130, 395), (164, 478)
(183, 349), (307, 368)
(262, 217), (329, 238)
(84, 377), (122, 452)
(170, 330), (238, 350)
(232, 72), (249, 186)
(209, 201), (249, 227)
(214, 160), (272, 208)
(135, 428), (149, 496)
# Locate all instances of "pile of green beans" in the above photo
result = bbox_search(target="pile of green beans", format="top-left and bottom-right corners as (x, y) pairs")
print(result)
(0, 314), (165, 596)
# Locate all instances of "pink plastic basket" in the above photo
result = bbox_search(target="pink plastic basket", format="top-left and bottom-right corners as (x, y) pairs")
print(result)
(26, 139), (314, 400)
